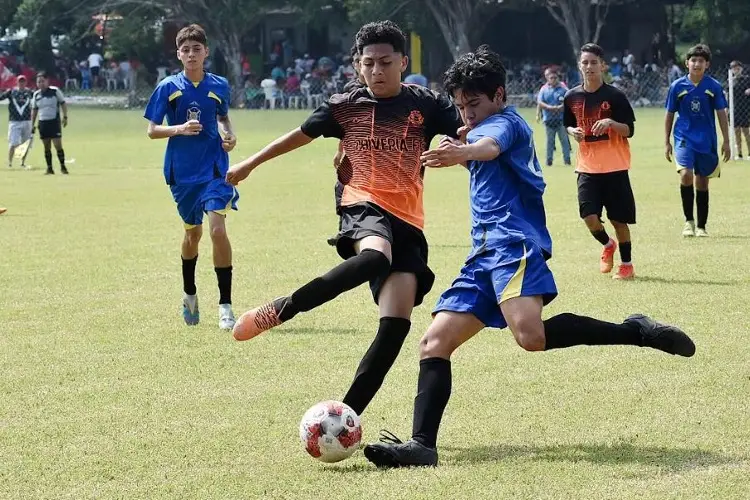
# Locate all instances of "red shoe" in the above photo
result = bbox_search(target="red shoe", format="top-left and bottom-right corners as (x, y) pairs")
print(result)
(613, 263), (635, 280)
(233, 301), (283, 341)
(600, 240), (617, 273)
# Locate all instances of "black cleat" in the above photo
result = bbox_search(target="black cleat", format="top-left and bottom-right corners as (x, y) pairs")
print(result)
(363, 430), (438, 468)
(45, 168), (54, 175)
(624, 314), (696, 357)
(61, 166), (69, 175)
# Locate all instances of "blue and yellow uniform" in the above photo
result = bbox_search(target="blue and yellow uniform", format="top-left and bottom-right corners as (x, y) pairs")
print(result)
(434, 107), (557, 329)
(666, 75), (728, 177)
(144, 71), (238, 227)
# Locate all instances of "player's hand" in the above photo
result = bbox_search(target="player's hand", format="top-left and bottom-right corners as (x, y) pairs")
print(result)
(62, 116), (68, 128)
(591, 118), (612, 136)
(665, 142), (673, 163)
(569, 127), (585, 143)
(180, 119), (203, 136)
(421, 142), (466, 168)
(721, 140), (731, 162)
(225, 163), (252, 186)
(222, 133), (236, 152)
(333, 150), (344, 169)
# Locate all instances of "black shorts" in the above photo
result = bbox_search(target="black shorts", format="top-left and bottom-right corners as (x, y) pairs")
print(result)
(38, 119), (62, 140)
(328, 202), (434, 307)
(577, 170), (636, 224)
(734, 109), (750, 128)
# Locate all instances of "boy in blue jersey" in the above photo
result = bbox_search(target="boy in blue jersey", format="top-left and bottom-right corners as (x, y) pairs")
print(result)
(363, 45), (696, 469)
(144, 24), (239, 330)
(665, 44), (731, 238)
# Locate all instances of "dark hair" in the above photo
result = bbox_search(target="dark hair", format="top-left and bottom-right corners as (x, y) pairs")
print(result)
(349, 44), (358, 59)
(176, 24), (208, 48)
(580, 43), (605, 59)
(687, 44), (711, 62)
(36, 71), (48, 79)
(443, 44), (507, 102)
(355, 20), (406, 55)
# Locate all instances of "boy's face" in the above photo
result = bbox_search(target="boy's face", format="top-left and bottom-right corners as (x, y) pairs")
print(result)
(686, 56), (708, 76)
(579, 52), (603, 81)
(545, 70), (559, 86)
(452, 88), (503, 129)
(36, 76), (48, 90)
(359, 43), (407, 97)
(177, 40), (208, 72)
(731, 64), (742, 76)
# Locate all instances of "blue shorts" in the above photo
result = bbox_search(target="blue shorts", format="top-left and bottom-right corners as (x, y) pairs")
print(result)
(170, 178), (239, 228)
(434, 241), (558, 329)
(674, 144), (720, 178)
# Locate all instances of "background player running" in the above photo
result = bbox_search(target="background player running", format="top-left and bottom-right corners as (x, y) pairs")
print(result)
(144, 24), (239, 330)
(0, 75), (34, 169)
(564, 44), (637, 280)
(665, 44), (730, 238)
(362, 45), (695, 469)
(226, 21), (462, 417)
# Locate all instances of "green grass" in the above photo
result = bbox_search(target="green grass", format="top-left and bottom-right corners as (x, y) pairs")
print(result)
(1, 107), (749, 499)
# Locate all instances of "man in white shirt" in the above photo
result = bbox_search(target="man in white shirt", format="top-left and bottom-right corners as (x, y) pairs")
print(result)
(88, 51), (104, 87)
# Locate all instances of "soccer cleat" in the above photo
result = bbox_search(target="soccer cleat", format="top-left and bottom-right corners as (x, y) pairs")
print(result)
(600, 240), (617, 273)
(613, 263), (635, 280)
(61, 166), (69, 175)
(0, 208), (6, 215)
(218, 304), (236, 331)
(624, 314), (695, 357)
(182, 293), (200, 326)
(682, 221), (695, 237)
(44, 168), (54, 175)
(233, 301), (283, 341)
(695, 227), (709, 238)
(363, 431), (438, 468)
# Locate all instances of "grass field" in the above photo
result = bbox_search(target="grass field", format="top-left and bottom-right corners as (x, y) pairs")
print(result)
(1, 107), (749, 499)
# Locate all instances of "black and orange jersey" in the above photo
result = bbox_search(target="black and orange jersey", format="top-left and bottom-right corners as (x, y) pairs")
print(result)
(301, 84), (462, 230)
(563, 83), (635, 174)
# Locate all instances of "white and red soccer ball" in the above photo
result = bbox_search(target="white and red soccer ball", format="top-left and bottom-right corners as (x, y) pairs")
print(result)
(299, 400), (362, 463)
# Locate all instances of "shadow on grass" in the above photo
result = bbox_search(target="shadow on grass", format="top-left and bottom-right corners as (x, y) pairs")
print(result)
(440, 442), (733, 473)
(275, 327), (359, 336)
(636, 275), (740, 286)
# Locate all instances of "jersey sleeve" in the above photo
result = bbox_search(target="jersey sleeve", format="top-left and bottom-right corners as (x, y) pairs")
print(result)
(55, 88), (65, 103)
(713, 79), (728, 110)
(31, 91), (38, 109)
(470, 116), (515, 153)
(300, 99), (344, 139)
(0, 90), (9, 101)
(217, 79), (230, 116)
(144, 81), (170, 124)
(430, 91), (463, 139)
(665, 82), (679, 112)
(612, 90), (636, 125)
(563, 93), (577, 128)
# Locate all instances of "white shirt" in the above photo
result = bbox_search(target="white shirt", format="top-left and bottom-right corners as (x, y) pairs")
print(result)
(88, 53), (103, 69)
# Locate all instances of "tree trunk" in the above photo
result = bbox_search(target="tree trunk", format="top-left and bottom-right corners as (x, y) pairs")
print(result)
(545, 0), (612, 61)
(217, 34), (244, 108)
(425, 0), (474, 60)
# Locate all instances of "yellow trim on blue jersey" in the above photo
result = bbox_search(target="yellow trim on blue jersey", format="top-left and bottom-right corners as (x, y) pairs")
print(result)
(184, 222), (200, 230)
(168, 90), (183, 102)
(500, 244), (527, 303)
(705, 89), (714, 98)
(677, 90), (689, 98)
(207, 91), (222, 104)
(708, 165), (721, 179)
(192, 81), (200, 88)
(211, 187), (238, 216)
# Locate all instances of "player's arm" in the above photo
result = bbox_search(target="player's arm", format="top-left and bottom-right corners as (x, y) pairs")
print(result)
(0, 90), (9, 101)
(60, 102), (69, 127)
(592, 92), (634, 137)
(147, 120), (199, 139)
(712, 81), (731, 162)
(663, 83), (679, 161)
(421, 136), (500, 168)
(30, 107), (38, 132)
(563, 95), (584, 142)
(218, 114), (236, 152)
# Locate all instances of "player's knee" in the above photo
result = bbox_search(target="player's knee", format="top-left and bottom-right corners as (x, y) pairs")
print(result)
(418, 328), (456, 359)
(209, 222), (228, 242)
(509, 320), (546, 352)
(184, 227), (202, 246)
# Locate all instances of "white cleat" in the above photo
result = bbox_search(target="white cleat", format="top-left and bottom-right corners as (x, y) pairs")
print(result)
(695, 227), (709, 238)
(682, 220), (695, 237)
(219, 304), (236, 331)
(183, 293), (200, 326)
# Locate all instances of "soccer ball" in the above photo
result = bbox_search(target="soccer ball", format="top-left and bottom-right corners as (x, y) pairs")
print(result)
(299, 400), (362, 463)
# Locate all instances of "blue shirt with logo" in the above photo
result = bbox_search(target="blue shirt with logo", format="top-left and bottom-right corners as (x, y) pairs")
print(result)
(144, 72), (231, 185)
(666, 75), (727, 154)
(538, 84), (567, 125)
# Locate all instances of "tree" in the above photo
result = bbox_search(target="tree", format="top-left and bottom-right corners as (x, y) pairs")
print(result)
(677, 0), (750, 58)
(540, 0), (615, 59)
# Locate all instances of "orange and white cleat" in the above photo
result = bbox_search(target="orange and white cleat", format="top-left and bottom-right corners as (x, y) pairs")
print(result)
(0, 208), (6, 215)
(600, 240), (617, 274)
(613, 263), (635, 280)
(233, 301), (283, 341)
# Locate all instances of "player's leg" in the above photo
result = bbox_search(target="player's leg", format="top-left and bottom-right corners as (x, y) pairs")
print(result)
(233, 203), (393, 341)
(544, 124), (555, 166)
(578, 174), (616, 273)
(603, 171), (636, 280)
(42, 137), (54, 174)
(675, 144), (696, 236)
(51, 138), (67, 174)
(741, 128), (750, 160)
(694, 173), (710, 237)
(8, 145), (15, 168)
(172, 184), (206, 325)
(557, 123), (571, 165)
(735, 127), (744, 159)
(363, 310), (485, 468)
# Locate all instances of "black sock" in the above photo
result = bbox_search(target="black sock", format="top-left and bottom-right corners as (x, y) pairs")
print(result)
(411, 358), (451, 449)
(57, 149), (65, 168)
(182, 256), (198, 295)
(342, 317), (411, 415)
(619, 241), (632, 264)
(274, 248), (390, 322)
(543, 313), (642, 350)
(215, 266), (232, 305)
(591, 229), (611, 246)
(696, 190), (709, 229)
(680, 185), (694, 222)
(44, 150), (52, 169)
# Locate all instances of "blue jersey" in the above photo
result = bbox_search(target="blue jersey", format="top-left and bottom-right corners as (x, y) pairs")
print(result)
(666, 75), (727, 154)
(465, 107), (552, 257)
(538, 84), (567, 124)
(144, 72), (231, 185)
